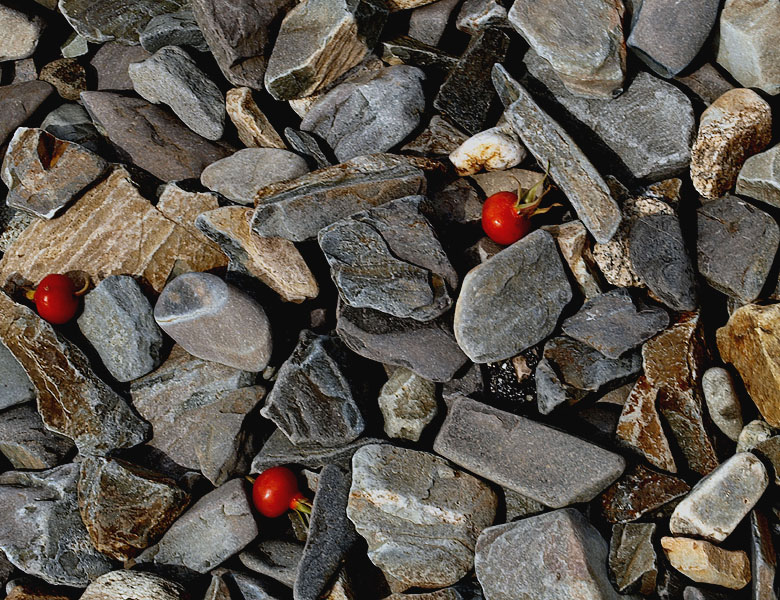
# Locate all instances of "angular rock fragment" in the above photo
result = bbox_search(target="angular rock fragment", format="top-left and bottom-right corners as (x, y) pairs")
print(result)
(5, 580), (76, 600)
(241, 540), (303, 588)
(753, 436), (780, 485)
(0, 403), (73, 470)
(0, 81), (54, 146)
(41, 103), (101, 152)
(378, 368), (437, 441)
(737, 420), (773, 453)
(448, 127), (525, 176)
(661, 537), (751, 590)
(226, 87), (287, 149)
(737, 144), (780, 209)
(456, 0), (509, 33)
(542, 220), (603, 298)
(609, 523), (658, 595)
(80, 570), (187, 600)
(749, 510), (777, 600)
(139, 9), (209, 53)
(285, 128), (333, 168)
(674, 63), (735, 107)
(59, 0), (187, 43)
(601, 464), (691, 523)
(381, 36), (458, 71)
(90, 43), (151, 91)
(701, 368), (743, 441)
(408, 0), (460, 45)
(0, 341), (34, 411)
(0, 4), (43, 62)
(38, 58), (86, 101)
(401, 115), (469, 158)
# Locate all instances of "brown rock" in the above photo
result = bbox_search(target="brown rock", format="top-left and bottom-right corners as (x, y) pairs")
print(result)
(601, 464), (690, 523)
(0, 81), (54, 146)
(691, 88), (772, 199)
(226, 87), (286, 149)
(542, 220), (603, 298)
(0, 168), (228, 293)
(38, 59), (86, 101)
(6, 582), (76, 600)
(661, 536), (751, 590)
(716, 303), (780, 427)
(90, 42), (152, 91)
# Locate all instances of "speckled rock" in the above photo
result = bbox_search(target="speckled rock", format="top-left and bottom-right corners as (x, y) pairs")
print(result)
(225, 87), (287, 149)
(80, 570), (187, 600)
(737, 143), (780, 209)
(39, 58), (86, 101)
(0, 403), (73, 470)
(701, 368), (743, 441)
(378, 368), (437, 441)
(661, 537), (751, 590)
(542, 220), (603, 298)
(608, 523), (658, 595)
(59, 0), (187, 43)
(0, 4), (44, 62)
(601, 464), (691, 523)
(737, 419), (773, 452)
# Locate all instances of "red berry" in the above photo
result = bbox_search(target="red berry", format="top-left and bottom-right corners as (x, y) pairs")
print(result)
(33, 274), (79, 324)
(481, 191), (532, 245)
(252, 466), (306, 518)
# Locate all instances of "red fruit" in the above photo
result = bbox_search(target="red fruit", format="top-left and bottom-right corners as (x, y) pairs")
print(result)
(481, 191), (531, 245)
(33, 274), (80, 324)
(252, 466), (308, 518)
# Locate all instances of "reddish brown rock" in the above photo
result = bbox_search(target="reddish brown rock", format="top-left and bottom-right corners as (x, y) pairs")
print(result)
(601, 464), (691, 524)
(39, 58), (87, 101)
(6, 582), (77, 600)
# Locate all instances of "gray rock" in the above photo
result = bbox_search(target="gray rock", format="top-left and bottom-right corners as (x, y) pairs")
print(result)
(670, 452), (769, 542)
(284, 128), (332, 169)
(77, 275), (163, 383)
(608, 523), (658, 595)
(508, 0), (626, 98)
(0, 5), (43, 62)
(454, 229), (572, 363)
(0, 341), (33, 411)
(251, 154), (426, 242)
(348, 444), (497, 591)
(503, 488), (545, 521)
(749, 510), (777, 600)
(456, 0), (509, 33)
(434, 396), (626, 508)
(562, 289), (669, 358)
(139, 478), (258, 573)
(41, 103), (101, 152)
(674, 63), (736, 106)
(154, 272), (272, 372)
(80, 570), (187, 600)
(301, 66), (425, 162)
(201, 148), (310, 204)
(241, 540), (303, 588)
(140, 9), (209, 53)
(401, 115), (469, 158)
(0, 551), (12, 590)
(697, 195), (779, 302)
(475, 509), (626, 600)
(129, 45), (226, 141)
(0, 404), (73, 470)
(629, 214), (698, 311)
(381, 36), (459, 72)
(495, 65), (622, 243)
(408, 0), (459, 45)
(0, 81), (54, 146)
(378, 368), (437, 441)
(753, 436), (780, 485)
(736, 419), (773, 453)
(228, 572), (283, 600)
(701, 367), (743, 441)
(737, 143), (780, 209)
(59, 0), (188, 43)
(0, 463), (113, 586)
(682, 587), (730, 600)
(261, 331), (364, 448)
(90, 42), (152, 91)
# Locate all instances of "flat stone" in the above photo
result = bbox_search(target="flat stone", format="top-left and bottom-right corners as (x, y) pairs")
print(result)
(434, 396), (625, 507)
(140, 9), (209, 53)
(716, 0), (780, 95)
(716, 303), (780, 427)
(78, 457), (190, 560)
(227, 572), (284, 600)
(454, 229), (572, 363)
(456, 0), (509, 33)
(60, 0), (187, 43)
(90, 43), (152, 91)
(252, 154), (426, 242)
(609, 523), (658, 595)
(496, 66), (621, 243)
(737, 419), (773, 452)
(702, 367), (743, 441)
(508, 0), (625, 98)
(226, 87), (287, 149)
(265, 0), (387, 100)
(661, 537), (751, 590)
(0, 291), (149, 456)
(0, 341), (34, 411)
(601, 464), (691, 523)
(139, 478), (258, 573)
(0, 81), (54, 146)
(284, 128), (332, 168)
(0, 168), (228, 293)
(423, 178), (483, 227)
(381, 36), (458, 71)
(348, 444), (497, 591)
(562, 289), (668, 358)
(378, 368), (437, 441)
(0, 207), (34, 254)
(5, 580), (77, 600)
(629, 214), (698, 312)
(753, 436), (780, 485)
(39, 58), (86, 101)
(691, 88), (772, 199)
(0, 5), (43, 62)
(749, 510), (777, 600)
(131, 344), (264, 485)
(475, 509), (625, 600)
(543, 220), (604, 298)
(201, 148), (309, 204)
(80, 92), (233, 181)
(80, 570), (186, 600)
(408, 0), (460, 45)
(240, 540), (303, 587)
(0, 464), (113, 586)
(737, 144), (780, 209)
(401, 115), (469, 158)
(448, 127), (525, 176)
(41, 103), (101, 152)
(0, 403), (73, 470)
(675, 63), (736, 106)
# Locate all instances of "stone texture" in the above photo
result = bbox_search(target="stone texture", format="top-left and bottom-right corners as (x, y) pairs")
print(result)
(675, 63), (736, 106)
(454, 229), (572, 363)
(381, 36), (458, 71)
(226, 87), (287, 149)
(702, 367), (743, 441)
(435, 396), (625, 508)
(749, 510), (777, 600)
(78, 457), (190, 560)
(508, 0), (626, 98)
(41, 103), (100, 152)
(252, 154), (426, 242)
(609, 523), (657, 595)
(717, 303), (780, 427)
(542, 220), (603, 298)
(0, 403), (73, 470)
(0, 464), (113, 586)
(60, 0), (187, 43)
(402, 115), (469, 158)
(378, 368), (437, 441)
(241, 540), (303, 587)
(408, 0), (460, 45)
(5, 581), (76, 600)
(754, 436), (780, 485)
(0, 341), (34, 411)
(227, 572), (283, 600)
(456, 0), (509, 33)
(691, 88), (772, 199)
(129, 45), (226, 141)
(601, 464), (691, 523)
(347, 444), (497, 591)
(0, 81), (54, 146)
(0, 4), (42, 62)
(38, 58), (85, 102)
(0, 291), (149, 456)
(80, 92), (232, 182)
(90, 43), (151, 91)
(140, 9), (209, 53)
(285, 128), (333, 168)
(737, 143), (780, 209)
(475, 509), (624, 600)
(449, 127), (525, 176)
(80, 570), (186, 600)
(661, 537), (751, 590)
(737, 419), (773, 452)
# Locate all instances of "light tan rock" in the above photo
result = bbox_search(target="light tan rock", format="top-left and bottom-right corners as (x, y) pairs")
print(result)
(661, 536), (751, 589)
(387, 0), (438, 10)
(226, 87), (286, 149)
(543, 220), (603, 298)
(80, 570), (187, 600)
(0, 4), (43, 62)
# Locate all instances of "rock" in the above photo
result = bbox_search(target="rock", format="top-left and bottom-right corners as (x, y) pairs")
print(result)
(716, 0), (780, 95)
(129, 45), (225, 140)
(301, 66), (425, 162)
(0, 208), (34, 254)
(701, 368), (743, 441)
(0, 81), (54, 146)
(716, 303), (780, 427)
(0, 341), (34, 411)
(78, 457), (190, 560)
(737, 144), (780, 209)
(496, 66), (621, 243)
(59, 0), (187, 43)
(0, 464), (113, 586)
(661, 537), (751, 590)
(697, 196), (779, 302)
(0, 4), (43, 62)
(737, 420), (773, 452)
(140, 9), (209, 53)
(753, 436), (780, 485)
(456, 0), (509, 33)
(10, 58), (38, 84)
(0, 403), (73, 470)
(226, 87), (287, 149)
(347, 444), (497, 591)
(80, 92), (232, 181)
(408, 0), (460, 45)
(80, 570), (186, 600)
(454, 229), (572, 363)
(38, 59), (86, 101)
(542, 220), (603, 298)
(265, 0), (387, 100)
(0, 168), (228, 293)
(448, 127), (525, 176)
(226, 572), (283, 599)
(284, 128), (333, 168)
(601, 464), (691, 523)
(402, 116), (469, 159)
(749, 510), (777, 600)
(691, 88), (772, 199)
(0, 291), (149, 456)
(423, 178), (483, 226)
(629, 214), (698, 312)
(508, 0), (625, 98)
(562, 289), (668, 359)
(434, 28), (510, 134)
(201, 148), (309, 204)
(435, 396), (625, 507)
(252, 154), (426, 242)
(381, 36), (458, 71)
(90, 43), (151, 91)
(609, 523), (658, 595)
(475, 509), (624, 600)
(675, 63), (736, 106)
(240, 540), (303, 587)
(5, 580), (76, 600)
(378, 368), (437, 441)
(627, 0), (719, 77)
(41, 103), (101, 152)
(681, 587), (730, 600)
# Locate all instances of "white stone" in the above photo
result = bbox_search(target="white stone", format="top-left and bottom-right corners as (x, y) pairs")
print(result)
(0, 5), (43, 62)
(736, 419), (774, 452)
(378, 368), (437, 441)
(449, 127), (526, 176)
(702, 367), (743, 441)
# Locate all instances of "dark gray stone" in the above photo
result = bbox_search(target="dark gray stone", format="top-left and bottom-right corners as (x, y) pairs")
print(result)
(0, 341), (34, 411)
(608, 523), (658, 594)
(0, 81), (54, 147)
(140, 9), (209, 53)
(228, 573), (283, 600)
(674, 63), (736, 106)
(456, 0), (509, 33)
(240, 540), (304, 588)
(737, 143), (780, 209)
(0, 403), (73, 470)
(629, 214), (697, 311)
(284, 128), (333, 169)
(697, 195), (780, 302)
(90, 42), (152, 91)
(408, 0), (460, 46)
(41, 103), (101, 153)
(401, 115), (469, 158)
(381, 36), (458, 71)
(749, 510), (778, 600)
(59, 0), (188, 43)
